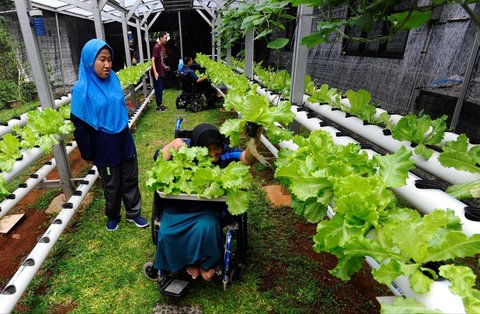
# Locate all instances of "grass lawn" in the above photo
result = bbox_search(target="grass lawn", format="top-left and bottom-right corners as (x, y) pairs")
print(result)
(14, 89), (385, 313)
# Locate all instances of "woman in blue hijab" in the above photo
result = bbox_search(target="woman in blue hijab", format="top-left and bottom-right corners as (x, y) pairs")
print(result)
(71, 38), (148, 231)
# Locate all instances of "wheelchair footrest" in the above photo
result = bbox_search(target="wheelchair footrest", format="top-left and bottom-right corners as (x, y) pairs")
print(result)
(157, 278), (190, 297)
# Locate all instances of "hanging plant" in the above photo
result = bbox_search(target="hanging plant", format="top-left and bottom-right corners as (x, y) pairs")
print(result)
(215, 0), (294, 50)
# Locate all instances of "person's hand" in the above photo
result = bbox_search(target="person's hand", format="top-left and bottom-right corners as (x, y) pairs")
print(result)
(165, 65), (171, 71)
(154, 72), (159, 80)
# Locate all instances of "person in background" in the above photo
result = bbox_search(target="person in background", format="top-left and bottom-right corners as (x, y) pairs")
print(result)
(145, 123), (261, 282)
(151, 32), (170, 111)
(179, 56), (223, 106)
(71, 38), (148, 232)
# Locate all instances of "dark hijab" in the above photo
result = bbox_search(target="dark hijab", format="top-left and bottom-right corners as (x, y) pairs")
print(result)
(191, 123), (224, 148)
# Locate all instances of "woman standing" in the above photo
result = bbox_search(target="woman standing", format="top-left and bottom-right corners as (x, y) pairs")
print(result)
(71, 38), (148, 231)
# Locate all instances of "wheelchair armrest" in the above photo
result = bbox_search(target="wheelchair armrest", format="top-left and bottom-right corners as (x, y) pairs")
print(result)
(175, 129), (193, 139)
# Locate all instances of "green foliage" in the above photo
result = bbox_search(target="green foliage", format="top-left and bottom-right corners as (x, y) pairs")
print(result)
(116, 62), (151, 88)
(146, 145), (253, 215)
(439, 134), (480, 173)
(292, 0), (463, 47)
(221, 89), (295, 146)
(0, 17), (17, 82)
(215, 0), (294, 49)
(446, 180), (480, 200)
(0, 79), (18, 106)
(391, 114), (448, 160)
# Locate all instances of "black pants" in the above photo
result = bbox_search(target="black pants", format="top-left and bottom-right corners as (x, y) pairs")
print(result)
(98, 158), (142, 220)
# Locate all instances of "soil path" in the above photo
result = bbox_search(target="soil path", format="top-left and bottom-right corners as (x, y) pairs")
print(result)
(0, 149), (90, 287)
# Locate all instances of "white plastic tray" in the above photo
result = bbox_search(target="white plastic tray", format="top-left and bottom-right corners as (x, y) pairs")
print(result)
(157, 191), (226, 202)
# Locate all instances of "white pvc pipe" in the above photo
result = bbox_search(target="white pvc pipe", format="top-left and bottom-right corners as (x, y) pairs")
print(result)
(303, 97), (480, 185)
(0, 142), (78, 220)
(276, 123), (466, 313)
(2, 147), (45, 183)
(0, 167), (99, 314)
(290, 105), (479, 236)
(128, 89), (154, 128)
(0, 94), (71, 138)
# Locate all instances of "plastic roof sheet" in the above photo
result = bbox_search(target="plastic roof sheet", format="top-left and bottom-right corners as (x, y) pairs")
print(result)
(29, 0), (229, 23)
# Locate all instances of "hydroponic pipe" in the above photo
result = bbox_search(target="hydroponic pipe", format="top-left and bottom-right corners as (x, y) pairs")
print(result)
(290, 105), (479, 237)
(0, 94), (71, 138)
(302, 97), (480, 185)
(128, 89), (154, 128)
(0, 167), (99, 314)
(0, 142), (78, 220)
(2, 147), (44, 182)
(276, 125), (465, 313)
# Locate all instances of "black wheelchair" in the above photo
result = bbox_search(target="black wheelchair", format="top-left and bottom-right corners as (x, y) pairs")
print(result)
(175, 71), (205, 112)
(144, 118), (248, 296)
(175, 70), (224, 113)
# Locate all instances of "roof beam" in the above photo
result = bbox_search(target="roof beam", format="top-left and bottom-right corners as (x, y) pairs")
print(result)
(198, 0), (215, 19)
(195, 8), (212, 27)
(126, 0), (142, 20)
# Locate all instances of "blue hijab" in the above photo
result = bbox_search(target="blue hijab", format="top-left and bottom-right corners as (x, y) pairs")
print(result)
(71, 39), (128, 134)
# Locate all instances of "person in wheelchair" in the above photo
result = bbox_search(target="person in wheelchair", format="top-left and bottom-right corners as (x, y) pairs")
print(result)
(147, 123), (261, 282)
(179, 57), (223, 106)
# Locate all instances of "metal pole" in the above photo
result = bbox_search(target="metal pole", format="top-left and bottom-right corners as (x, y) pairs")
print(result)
(244, 29), (254, 79)
(450, 32), (480, 131)
(119, 0), (131, 67)
(226, 47), (232, 65)
(136, 19), (147, 97)
(178, 11), (184, 60)
(55, 12), (66, 94)
(13, 0), (74, 199)
(91, 0), (105, 40)
(290, 5), (313, 107)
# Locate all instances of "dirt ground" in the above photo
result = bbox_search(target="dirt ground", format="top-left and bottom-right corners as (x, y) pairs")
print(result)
(0, 149), (90, 288)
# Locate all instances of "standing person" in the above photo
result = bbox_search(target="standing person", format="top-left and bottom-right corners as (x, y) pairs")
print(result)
(151, 32), (171, 111)
(71, 38), (148, 231)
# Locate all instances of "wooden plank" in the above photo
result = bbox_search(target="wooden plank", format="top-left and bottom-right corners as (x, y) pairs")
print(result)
(0, 214), (25, 234)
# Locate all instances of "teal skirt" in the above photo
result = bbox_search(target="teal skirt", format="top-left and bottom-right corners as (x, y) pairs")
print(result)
(154, 198), (225, 273)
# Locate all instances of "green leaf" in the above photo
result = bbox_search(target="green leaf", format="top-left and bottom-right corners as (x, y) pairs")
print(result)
(439, 265), (480, 314)
(388, 10), (432, 31)
(254, 29), (272, 40)
(226, 189), (249, 215)
(291, 197), (328, 223)
(381, 297), (443, 313)
(446, 180), (480, 200)
(374, 146), (414, 188)
(267, 38), (289, 49)
(414, 143), (433, 160)
(438, 151), (480, 173)
(301, 32), (329, 48)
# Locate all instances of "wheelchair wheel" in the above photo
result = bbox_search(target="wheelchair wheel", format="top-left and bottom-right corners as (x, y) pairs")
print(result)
(151, 193), (161, 245)
(176, 94), (188, 109)
(190, 97), (203, 113)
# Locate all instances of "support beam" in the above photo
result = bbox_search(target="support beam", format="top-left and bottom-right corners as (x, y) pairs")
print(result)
(290, 5), (313, 107)
(91, 0), (105, 40)
(119, 0), (131, 67)
(178, 11), (184, 60)
(55, 12), (67, 94)
(195, 8), (213, 27)
(450, 31), (480, 131)
(198, 0), (215, 19)
(14, 0), (74, 199)
(244, 29), (254, 79)
(226, 47), (231, 65)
